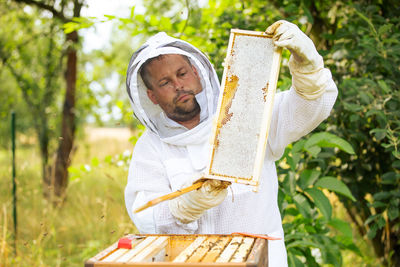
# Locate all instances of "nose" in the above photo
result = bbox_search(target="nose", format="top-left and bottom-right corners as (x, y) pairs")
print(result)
(172, 78), (183, 91)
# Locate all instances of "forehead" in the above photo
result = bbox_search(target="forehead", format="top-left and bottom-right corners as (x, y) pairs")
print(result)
(146, 54), (189, 71)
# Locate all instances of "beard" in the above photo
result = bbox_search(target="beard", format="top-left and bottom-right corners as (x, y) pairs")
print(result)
(166, 90), (201, 122)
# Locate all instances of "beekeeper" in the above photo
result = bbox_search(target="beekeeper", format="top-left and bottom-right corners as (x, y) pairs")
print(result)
(125, 20), (338, 266)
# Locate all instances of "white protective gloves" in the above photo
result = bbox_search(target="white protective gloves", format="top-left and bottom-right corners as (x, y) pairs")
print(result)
(169, 179), (230, 224)
(266, 20), (327, 100)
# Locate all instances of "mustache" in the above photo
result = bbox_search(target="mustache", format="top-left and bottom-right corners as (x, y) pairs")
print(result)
(173, 90), (196, 103)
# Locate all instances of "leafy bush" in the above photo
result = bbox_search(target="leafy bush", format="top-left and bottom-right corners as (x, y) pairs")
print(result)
(325, 2), (400, 265)
(278, 132), (359, 266)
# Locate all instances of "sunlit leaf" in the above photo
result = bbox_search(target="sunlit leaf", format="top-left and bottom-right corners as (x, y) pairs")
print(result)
(293, 193), (312, 217)
(305, 145), (321, 158)
(299, 169), (321, 189)
(315, 177), (356, 201)
(328, 218), (353, 238)
(305, 188), (332, 220)
(304, 132), (355, 155)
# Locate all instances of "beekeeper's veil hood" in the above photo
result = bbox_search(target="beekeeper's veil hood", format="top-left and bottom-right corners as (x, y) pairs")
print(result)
(126, 32), (220, 145)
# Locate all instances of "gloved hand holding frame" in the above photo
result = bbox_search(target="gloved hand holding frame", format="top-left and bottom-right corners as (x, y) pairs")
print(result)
(205, 29), (282, 190)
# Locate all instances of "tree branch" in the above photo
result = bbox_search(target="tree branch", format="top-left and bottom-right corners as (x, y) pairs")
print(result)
(43, 23), (60, 106)
(178, 0), (190, 38)
(13, 0), (69, 22)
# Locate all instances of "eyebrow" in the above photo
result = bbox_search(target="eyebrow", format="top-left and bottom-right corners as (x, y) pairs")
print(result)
(176, 67), (187, 73)
(157, 66), (188, 84)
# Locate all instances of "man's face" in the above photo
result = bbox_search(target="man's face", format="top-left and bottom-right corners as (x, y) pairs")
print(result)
(145, 54), (203, 123)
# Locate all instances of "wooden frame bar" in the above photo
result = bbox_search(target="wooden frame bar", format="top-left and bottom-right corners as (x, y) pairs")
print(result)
(129, 236), (169, 262)
(173, 236), (207, 262)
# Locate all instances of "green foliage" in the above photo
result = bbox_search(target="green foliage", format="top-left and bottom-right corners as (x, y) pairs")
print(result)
(63, 17), (97, 34)
(278, 132), (359, 266)
(314, 177), (355, 202)
(0, 3), (63, 151)
(79, 27), (141, 128)
(323, 1), (400, 264)
(304, 132), (355, 155)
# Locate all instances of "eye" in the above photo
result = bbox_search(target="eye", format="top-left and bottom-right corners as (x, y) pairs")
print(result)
(160, 80), (169, 87)
(179, 71), (187, 77)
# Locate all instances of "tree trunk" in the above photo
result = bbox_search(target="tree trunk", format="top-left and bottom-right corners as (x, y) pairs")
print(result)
(49, 30), (78, 202)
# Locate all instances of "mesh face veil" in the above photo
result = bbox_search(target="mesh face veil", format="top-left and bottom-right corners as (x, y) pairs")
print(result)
(126, 33), (220, 140)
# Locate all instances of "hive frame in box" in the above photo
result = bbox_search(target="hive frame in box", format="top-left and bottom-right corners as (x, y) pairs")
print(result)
(203, 29), (282, 191)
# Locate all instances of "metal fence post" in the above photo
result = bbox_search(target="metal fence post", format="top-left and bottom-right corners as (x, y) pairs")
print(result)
(11, 111), (17, 254)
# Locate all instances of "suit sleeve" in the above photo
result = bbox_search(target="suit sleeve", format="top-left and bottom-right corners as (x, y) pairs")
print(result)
(265, 67), (338, 161)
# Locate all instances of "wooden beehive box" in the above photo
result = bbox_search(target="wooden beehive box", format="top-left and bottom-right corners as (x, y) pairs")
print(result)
(204, 29), (282, 190)
(84, 234), (268, 266)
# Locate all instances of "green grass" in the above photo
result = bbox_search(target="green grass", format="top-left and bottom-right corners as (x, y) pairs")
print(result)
(0, 132), (137, 266)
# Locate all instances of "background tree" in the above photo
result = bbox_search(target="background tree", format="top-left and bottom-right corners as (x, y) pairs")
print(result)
(0, 2), (64, 196)
(0, 4), (48, 149)
(80, 28), (138, 128)
(8, 0), (85, 202)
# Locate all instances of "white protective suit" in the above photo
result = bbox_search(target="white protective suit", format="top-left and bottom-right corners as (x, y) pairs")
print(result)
(125, 28), (338, 266)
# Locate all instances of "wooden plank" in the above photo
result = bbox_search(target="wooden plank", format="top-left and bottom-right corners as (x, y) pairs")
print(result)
(203, 174), (258, 186)
(201, 236), (231, 263)
(230, 237), (255, 262)
(129, 236), (169, 262)
(133, 181), (204, 213)
(100, 248), (129, 262)
(151, 247), (167, 262)
(246, 238), (268, 267)
(251, 47), (282, 189)
(84, 240), (119, 266)
(166, 235), (196, 261)
(216, 236), (243, 262)
(100, 236), (156, 263)
(231, 28), (273, 38)
(186, 236), (220, 263)
(127, 236), (158, 258)
(115, 238), (145, 262)
(172, 236), (207, 262)
(102, 236), (156, 263)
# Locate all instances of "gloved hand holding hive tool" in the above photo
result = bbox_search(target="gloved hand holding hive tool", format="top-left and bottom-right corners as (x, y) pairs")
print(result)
(169, 179), (230, 224)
